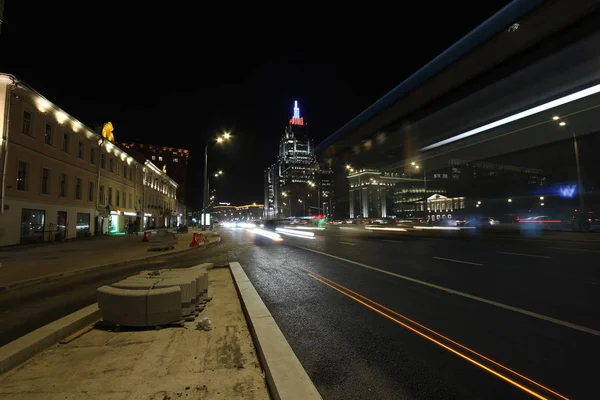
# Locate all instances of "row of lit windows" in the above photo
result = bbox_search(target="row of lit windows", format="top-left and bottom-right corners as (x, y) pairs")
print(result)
(21, 110), (135, 182)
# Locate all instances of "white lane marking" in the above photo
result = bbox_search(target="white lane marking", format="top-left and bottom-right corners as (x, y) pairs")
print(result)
(496, 251), (551, 259)
(339, 241), (356, 246)
(546, 246), (600, 253)
(296, 246), (600, 337)
(433, 257), (484, 266)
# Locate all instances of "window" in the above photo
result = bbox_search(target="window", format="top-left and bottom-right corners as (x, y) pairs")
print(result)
(88, 181), (94, 202)
(123, 163), (127, 177)
(129, 193), (133, 209)
(44, 124), (53, 145)
(75, 177), (82, 200)
(41, 168), (50, 194)
(116, 189), (120, 206)
(99, 185), (105, 205)
(22, 111), (32, 135)
(100, 153), (106, 169)
(59, 173), (67, 197)
(62, 131), (70, 152)
(174, 158), (178, 163)
(151, 155), (156, 160)
(77, 141), (83, 158)
(109, 158), (114, 173)
(90, 148), (96, 164)
(158, 156), (163, 161)
(17, 161), (28, 191)
(108, 187), (113, 205)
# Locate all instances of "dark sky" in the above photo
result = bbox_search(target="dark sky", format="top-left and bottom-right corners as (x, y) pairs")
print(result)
(0, 1), (511, 207)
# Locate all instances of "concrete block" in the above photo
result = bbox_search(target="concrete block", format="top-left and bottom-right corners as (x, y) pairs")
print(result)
(189, 262), (214, 270)
(96, 286), (148, 327)
(154, 278), (194, 316)
(160, 271), (201, 304)
(146, 286), (182, 326)
(111, 280), (158, 290)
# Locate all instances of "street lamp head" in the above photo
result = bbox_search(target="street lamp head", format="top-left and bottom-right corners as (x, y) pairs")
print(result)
(216, 137), (224, 143)
(214, 173), (219, 177)
(218, 170), (223, 175)
(222, 132), (231, 140)
(559, 121), (566, 126)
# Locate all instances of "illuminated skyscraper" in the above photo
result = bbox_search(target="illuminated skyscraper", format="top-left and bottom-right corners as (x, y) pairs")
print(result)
(264, 101), (334, 217)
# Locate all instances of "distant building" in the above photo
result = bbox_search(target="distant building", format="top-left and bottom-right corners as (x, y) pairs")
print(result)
(213, 203), (263, 221)
(0, 74), (178, 246)
(120, 142), (189, 223)
(263, 101), (334, 218)
(348, 159), (546, 221)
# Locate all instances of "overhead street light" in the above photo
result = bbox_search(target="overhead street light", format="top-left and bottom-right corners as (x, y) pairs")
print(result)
(202, 132), (231, 229)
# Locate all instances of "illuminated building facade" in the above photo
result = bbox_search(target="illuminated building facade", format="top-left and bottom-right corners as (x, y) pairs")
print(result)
(0, 73), (177, 246)
(120, 142), (189, 223)
(348, 159), (547, 220)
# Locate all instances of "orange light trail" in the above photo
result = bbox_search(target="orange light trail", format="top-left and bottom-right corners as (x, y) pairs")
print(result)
(307, 272), (569, 400)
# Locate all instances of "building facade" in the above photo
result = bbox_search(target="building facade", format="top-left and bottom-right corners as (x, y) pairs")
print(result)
(120, 142), (189, 223)
(347, 159), (547, 220)
(0, 74), (177, 246)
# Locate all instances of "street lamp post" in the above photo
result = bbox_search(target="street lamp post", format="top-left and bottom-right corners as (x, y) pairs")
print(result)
(95, 137), (106, 235)
(412, 162), (427, 220)
(202, 133), (230, 230)
(556, 118), (584, 211)
(572, 131), (585, 212)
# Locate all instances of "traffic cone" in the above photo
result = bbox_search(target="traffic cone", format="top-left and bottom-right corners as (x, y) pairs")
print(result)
(142, 231), (149, 242)
(189, 232), (200, 247)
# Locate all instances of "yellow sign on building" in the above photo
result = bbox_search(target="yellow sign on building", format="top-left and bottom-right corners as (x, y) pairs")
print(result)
(101, 122), (115, 142)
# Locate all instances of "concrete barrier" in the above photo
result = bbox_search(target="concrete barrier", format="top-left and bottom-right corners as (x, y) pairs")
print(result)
(154, 278), (194, 316)
(159, 270), (205, 304)
(96, 262), (215, 327)
(96, 284), (184, 327)
(146, 286), (182, 326)
(96, 286), (150, 327)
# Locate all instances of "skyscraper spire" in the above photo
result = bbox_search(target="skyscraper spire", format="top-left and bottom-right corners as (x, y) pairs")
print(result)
(290, 100), (304, 126)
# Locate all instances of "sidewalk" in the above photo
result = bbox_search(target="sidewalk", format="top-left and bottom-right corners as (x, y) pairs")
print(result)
(0, 267), (270, 400)
(0, 230), (220, 291)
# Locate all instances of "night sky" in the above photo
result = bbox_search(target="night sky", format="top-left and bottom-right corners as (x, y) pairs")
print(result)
(0, 1), (511, 208)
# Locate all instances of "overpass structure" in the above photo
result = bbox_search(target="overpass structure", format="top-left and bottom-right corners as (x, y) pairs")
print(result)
(318, 0), (600, 218)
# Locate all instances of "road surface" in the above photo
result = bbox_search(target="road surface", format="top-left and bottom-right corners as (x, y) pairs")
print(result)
(1, 227), (598, 399)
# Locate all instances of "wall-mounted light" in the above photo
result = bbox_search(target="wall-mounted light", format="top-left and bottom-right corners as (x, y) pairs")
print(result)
(56, 111), (68, 125)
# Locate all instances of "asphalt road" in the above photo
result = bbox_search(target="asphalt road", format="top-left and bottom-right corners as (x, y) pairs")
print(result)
(233, 226), (599, 399)
(1, 227), (598, 399)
